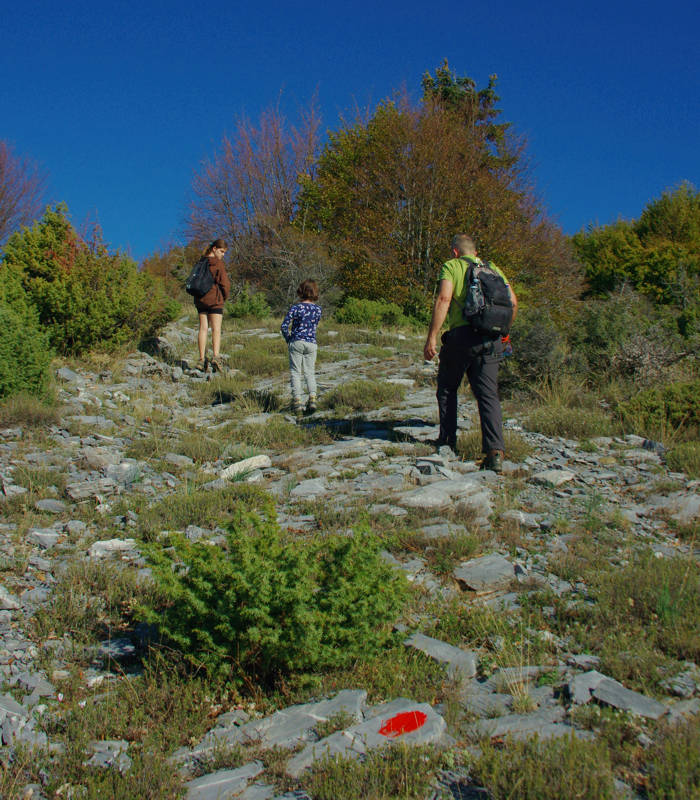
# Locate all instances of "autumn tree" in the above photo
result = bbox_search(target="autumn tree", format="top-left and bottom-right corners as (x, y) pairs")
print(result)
(0, 141), (47, 245)
(299, 61), (581, 313)
(186, 102), (336, 306)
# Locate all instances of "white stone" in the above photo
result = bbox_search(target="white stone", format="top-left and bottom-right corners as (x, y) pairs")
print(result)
(220, 455), (272, 480)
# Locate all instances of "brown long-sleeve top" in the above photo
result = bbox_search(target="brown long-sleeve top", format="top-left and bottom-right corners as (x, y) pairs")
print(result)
(194, 255), (231, 310)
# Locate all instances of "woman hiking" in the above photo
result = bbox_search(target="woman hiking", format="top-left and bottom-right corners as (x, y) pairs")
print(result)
(194, 239), (230, 372)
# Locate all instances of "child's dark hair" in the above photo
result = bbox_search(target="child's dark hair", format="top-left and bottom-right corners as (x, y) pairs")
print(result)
(297, 279), (319, 302)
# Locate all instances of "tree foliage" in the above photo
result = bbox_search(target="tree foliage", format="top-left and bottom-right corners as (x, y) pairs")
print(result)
(298, 61), (581, 311)
(0, 141), (47, 245)
(573, 183), (700, 305)
(1, 205), (179, 355)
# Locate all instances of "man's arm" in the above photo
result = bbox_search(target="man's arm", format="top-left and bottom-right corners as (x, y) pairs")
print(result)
(423, 279), (454, 360)
(509, 285), (518, 322)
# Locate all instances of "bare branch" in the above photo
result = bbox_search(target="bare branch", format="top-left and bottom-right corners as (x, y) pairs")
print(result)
(0, 141), (47, 244)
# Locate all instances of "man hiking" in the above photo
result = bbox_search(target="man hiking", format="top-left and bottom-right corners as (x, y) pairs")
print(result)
(423, 234), (518, 472)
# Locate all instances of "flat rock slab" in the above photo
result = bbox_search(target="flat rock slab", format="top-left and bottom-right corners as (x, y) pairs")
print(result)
(286, 698), (448, 778)
(88, 538), (138, 558)
(66, 477), (118, 501)
(27, 528), (61, 548)
(220, 455), (272, 480)
(289, 478), (328, 499)
(34, 499), (68, 514)
(0, 586), (20, 611)
(592, 678), (668, 719)
(454, 553), (515, 594)
(185, 761), (264, 800)
(190, 690), (366, 759)
(531, 470), (576, 487)
(473, 705), (565, 739)
(500, 510), (542, 529)
(647, 492), (700, 525)
(568, 669), (610, 705)
(404, 632), (478, 680)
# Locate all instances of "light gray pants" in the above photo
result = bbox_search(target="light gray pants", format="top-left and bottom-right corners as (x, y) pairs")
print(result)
(288, 340), (317, 401)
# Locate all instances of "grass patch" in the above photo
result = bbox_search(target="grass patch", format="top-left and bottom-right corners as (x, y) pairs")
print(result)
(322, 380), (406, 413)
(472, 735), (616, 799)
(392, 529), (483, 576)
(235, 416), (332, 451)
(646, 715), (700, 799)
(666, 440), (700, 478)
(136, 483), (272, 541)
(525, 404), (616, 438)
(568, 550), (700, 692)
(289, 645), (450, 708)
(31, 559), (158, 647)
(190, 373), (255, 406)
(301, 744), (445, 800)
(457, 428), (533, 461)
(0, 391), (60, 427)
(6, 653), (221, 799)
(226, 338), (288, 377)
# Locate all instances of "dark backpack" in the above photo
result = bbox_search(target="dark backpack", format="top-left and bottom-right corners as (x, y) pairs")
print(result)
(462, 257), (514, 336)
(185, 257), (214, 298)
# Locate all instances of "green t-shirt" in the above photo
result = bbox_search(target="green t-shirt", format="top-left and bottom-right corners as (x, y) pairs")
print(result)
(438, 256), (509, 332)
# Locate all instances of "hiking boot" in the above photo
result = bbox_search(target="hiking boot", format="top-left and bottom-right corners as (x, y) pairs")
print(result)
(194, 358), (206, 372)
(305, 396), (317, 414)
(481, 450), (503, 473)
(432, 438), (456, 455)
(292, 399), (303, 416)
(210, 355), (223, 374)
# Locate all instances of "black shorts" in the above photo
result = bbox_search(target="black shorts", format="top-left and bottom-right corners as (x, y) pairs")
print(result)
(195, 305), (223, 315)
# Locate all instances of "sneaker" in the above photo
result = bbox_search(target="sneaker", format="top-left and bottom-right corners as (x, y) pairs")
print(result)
(292, 400), (303, 416)
(481, 450), (503, 473)
(306, 396), (317, 414)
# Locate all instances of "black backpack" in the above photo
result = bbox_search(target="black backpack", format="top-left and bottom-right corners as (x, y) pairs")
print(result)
(185, 257), (214, 298)
(461, 257), (514, 336)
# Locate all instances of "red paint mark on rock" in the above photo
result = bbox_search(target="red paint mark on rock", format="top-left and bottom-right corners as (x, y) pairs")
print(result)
(378, 710), (427, 738)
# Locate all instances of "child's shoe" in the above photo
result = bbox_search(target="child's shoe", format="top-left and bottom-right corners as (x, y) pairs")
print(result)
(305, 395), (317, 414)
(292, 399), (303, 416)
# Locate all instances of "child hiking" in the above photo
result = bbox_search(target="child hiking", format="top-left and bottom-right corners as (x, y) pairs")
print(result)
(281, 280), (322, 415)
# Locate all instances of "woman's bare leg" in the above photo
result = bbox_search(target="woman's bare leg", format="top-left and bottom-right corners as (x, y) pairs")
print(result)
(209, 313), (222, 357)
(197, 313), (209, 360)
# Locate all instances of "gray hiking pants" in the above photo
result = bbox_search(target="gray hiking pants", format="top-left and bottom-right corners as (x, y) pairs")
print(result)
(288, 340), (318, 401)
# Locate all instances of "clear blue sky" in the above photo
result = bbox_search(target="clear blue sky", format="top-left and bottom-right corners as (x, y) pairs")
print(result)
(2, 0), (698, 262)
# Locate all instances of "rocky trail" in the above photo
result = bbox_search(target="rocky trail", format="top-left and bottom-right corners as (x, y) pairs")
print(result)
(1, 317), (698, 799)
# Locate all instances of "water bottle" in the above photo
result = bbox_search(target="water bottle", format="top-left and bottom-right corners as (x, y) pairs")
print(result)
(464, 273), (484, 317)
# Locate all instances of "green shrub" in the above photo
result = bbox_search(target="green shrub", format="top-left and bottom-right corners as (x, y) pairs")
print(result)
(499, 307), (568, 395)
(140, 496), (408, 682)
(322, 379), (406, 412)
(666, 441), (700, 477)
(0, 300), (53, 399)
(335, 297), (407, 328)
(1, 206), (178, 355)
(647, 716), (700, 799)
(226, 283), (271, 319)
(618, 379), (700, 440)
(472, 736), (616, 799)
